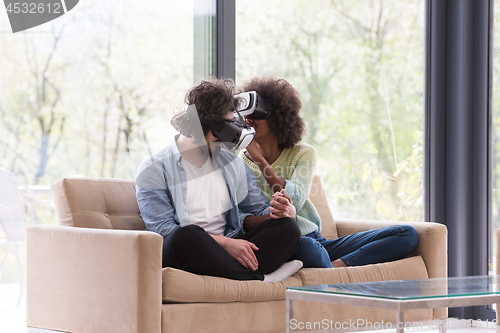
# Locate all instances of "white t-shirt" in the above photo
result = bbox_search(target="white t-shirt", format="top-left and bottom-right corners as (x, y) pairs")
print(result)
(182, 157), (231, 236)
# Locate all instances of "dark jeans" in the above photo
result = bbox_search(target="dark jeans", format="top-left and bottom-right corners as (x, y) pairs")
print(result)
(289, 225), (419, 268)
(161, 217), (301, 280)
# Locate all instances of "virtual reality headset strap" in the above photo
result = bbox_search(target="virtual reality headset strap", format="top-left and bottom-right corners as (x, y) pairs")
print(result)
(199, 113), (224, 133)
(235, 91), (274, 119)
(184, 104), (255, 150)
(199, 112), (255, 150)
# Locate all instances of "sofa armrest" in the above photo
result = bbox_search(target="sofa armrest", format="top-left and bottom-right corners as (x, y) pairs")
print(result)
(27, 225), (163, 333)
(334, 219), (447, 280)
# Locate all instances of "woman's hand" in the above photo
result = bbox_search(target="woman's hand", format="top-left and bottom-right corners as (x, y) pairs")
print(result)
(244, 134), (286, 193)
(270, 190), (296, 219)
(245, 140), (264, 165)
(218, 237), (260, 271)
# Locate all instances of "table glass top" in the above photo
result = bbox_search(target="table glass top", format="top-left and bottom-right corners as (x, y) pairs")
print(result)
(287, 275), (500, 300)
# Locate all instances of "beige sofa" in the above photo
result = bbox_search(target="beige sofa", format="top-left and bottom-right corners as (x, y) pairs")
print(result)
(27, 176), (448, 333)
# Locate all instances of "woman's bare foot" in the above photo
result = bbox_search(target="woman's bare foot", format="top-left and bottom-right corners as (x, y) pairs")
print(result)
(332, 259), (347, 268)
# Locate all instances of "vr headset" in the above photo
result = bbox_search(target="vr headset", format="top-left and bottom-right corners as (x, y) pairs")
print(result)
(234, 91), (274, 119)
(186, 104), (255, 151)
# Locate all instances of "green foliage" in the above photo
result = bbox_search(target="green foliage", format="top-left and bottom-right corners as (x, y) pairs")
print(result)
(0, 0), (426, 224)
(0, 1), (197, 280)
(237, 0), (424, 221)
(0, 0), (194, 185)
(0, 0), (428, 231)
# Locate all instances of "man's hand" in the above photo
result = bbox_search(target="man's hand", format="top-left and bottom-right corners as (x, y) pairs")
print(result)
(218, 237), (260, 271)
(270, 190), (296, 219)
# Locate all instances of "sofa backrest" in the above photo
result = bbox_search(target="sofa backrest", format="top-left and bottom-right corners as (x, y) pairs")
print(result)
(51, 178), (144, 230)
(51, 175), (338, 237)
(309, 175), (338, 239)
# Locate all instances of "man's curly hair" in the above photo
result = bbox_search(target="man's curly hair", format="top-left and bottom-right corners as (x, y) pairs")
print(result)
(241, 76), (305, 149)
(171, 77), (239, 138)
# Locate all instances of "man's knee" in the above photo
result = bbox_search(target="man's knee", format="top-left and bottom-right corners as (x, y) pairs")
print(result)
(166, 225), (204, 249)
(275, 217), (301, 242)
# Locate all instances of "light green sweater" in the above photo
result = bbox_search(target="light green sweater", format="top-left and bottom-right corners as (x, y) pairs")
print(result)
(240, 143), (321, 236)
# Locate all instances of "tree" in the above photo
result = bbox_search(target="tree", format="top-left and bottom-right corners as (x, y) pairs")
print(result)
(25, 30), (67, 184)
(236, 0), (424, 221)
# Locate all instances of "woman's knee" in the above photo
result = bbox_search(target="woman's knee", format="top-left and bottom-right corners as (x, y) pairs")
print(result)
(399, 225), (419, 253)
(293, 237), (332, 268)
(297, 236), (321, 252)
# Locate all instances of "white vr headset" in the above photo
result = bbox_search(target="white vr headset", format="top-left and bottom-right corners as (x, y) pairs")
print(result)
(234, 91), (275, 119)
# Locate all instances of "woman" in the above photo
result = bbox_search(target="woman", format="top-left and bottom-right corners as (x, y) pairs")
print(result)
(239, 76), (419, 268)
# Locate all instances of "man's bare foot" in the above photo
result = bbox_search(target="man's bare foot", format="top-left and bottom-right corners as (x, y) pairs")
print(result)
(332, 259), (347, 268)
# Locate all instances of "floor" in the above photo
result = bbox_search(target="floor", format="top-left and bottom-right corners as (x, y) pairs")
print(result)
(280, 321), (499, 333)
(1, 282), (498, 333)
(0, 284), (67, 332)
(0, 283), (27, 333)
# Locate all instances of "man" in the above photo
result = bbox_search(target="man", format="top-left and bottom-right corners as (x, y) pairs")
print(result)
(136, 77), (302, 281)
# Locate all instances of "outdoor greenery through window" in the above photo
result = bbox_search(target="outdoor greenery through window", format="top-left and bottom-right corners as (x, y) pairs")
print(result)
(0, 0), (193, 183)
(0, 0), (194, 283)
(236, 0), (425, 220)
(0, 0), (425, 283)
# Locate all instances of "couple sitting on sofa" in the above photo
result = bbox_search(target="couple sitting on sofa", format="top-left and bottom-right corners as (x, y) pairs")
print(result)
(135, 76), (419, 282)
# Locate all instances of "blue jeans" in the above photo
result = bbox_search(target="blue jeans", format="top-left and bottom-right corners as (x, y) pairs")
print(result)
(289, 225), (419, 268)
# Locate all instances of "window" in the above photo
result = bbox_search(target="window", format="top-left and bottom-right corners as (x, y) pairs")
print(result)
(0, 0), (195, 282)
(236, 0), (425, 221)
(0, 0), (193, 185)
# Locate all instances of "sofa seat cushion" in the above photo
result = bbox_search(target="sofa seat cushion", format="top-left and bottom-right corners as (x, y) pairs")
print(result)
(298, 256), (428, 286)
(162, 256), (427, 303)
(162, 267), (302, 303)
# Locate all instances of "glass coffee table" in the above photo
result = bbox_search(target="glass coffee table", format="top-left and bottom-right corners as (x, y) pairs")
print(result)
(286, 275), (500, 333)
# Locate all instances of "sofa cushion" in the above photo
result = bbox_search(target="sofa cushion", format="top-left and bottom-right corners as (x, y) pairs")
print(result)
(51, 176), (335, 237)
(309, 175), (338, 239)
(51, 178), (145, 230)
(162, 267), (303, 303)
(297, 256), (428, 286)
(162, 256), (427, 303)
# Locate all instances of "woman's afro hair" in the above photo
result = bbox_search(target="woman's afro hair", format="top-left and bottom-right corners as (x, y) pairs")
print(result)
(242, 76), (305, 149)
